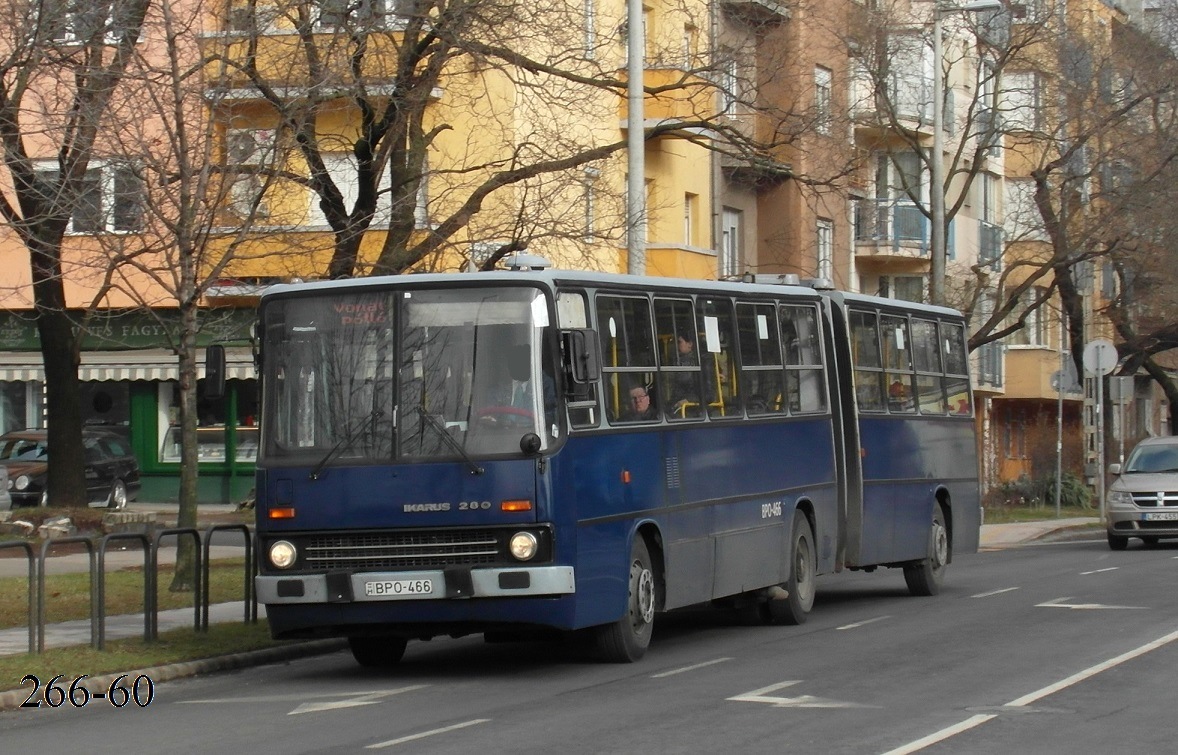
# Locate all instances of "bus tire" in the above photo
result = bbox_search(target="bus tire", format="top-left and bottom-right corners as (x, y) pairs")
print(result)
(767, 510), (816, 625)
(347, 636), (408, 668)
(594, 537), (657, 663)
(904, 505), (948, 597)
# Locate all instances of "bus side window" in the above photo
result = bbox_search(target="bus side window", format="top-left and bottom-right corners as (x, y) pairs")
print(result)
(697, 297), (739, 419)
(911, 318), (947, 414)
(881, 315), (915, 414)
(736, 301), (785, 416)
(941, 321), (973, 416)
(849, 310), (885, 412)
(596, 294), (656, 424)
(782, 305), (826, 413)
(655, 297), (704, 421)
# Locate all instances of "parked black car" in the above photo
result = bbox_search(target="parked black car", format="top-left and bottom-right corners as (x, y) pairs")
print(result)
(0, 428), (141, 508)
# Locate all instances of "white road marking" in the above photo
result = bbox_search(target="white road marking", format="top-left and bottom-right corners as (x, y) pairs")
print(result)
(879, 714), (998, 755)
(728, 680), (877, 709)
(1080, 567), (1119, 575)
(652, 657), (732, 678)
(367, 719), (491, 749)
(290, 686), (427, 715)
(971, 587), (1019, 598)
(880, 629), (1178, 754)
(836, 615), (891, 631)
(1036, 597), (1146, 610)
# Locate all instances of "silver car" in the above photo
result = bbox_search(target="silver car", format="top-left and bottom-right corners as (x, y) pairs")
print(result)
(1106, 436), (1178, 550)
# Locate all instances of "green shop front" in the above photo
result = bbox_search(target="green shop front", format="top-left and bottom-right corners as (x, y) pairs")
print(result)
(0, 309), (257, 504)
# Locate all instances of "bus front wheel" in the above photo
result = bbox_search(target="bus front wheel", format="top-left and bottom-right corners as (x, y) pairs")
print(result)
(594, 537), (657, 663)
(348, 636), (408, 668)
(904, 506), (948, 597)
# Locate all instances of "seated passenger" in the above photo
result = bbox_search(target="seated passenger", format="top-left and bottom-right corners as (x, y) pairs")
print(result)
(621, 385), (657, 422)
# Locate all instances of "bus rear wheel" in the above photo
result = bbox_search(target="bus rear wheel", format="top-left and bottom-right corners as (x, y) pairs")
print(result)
(347, 636), (408, 668)
(904, 505), (948, 597)
(764, 510), (816, 625)
(594, 537), (657, 663)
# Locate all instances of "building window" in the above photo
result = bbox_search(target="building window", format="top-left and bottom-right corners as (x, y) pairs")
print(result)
(582, 167), (599, 242)
(584, 0), (596, 57)
(719, 54), (738, 115)
(1002, 72), (1043, 132)
(816, 218), (833, 280)
(1009, 287), (1047, 346)
(879, 275), (925, 303)
(684, 193), (698, 247)
(1003, 178), (1046, 241)
(316, 0), (387, 28)
(720, 207), (742, 278)
(226, 128), (276, 220)
(34, 162), (143, 234)
(815, 66), (833, 135)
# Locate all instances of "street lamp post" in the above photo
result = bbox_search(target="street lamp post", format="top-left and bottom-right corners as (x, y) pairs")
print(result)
(930, 0), (1002, 305)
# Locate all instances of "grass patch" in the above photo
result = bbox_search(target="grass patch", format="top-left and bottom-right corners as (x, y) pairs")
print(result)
(0, 559), (253, 631)
(983, 503), (1099, 524)
(0, 622), (295, 692)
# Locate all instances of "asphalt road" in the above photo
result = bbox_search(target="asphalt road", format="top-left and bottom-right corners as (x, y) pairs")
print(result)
(1, 535), (1175, 754)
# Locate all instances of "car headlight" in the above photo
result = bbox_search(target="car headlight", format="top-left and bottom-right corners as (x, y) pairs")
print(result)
(268, 540), (298, 569)
(508, 531), (539, 561)
(1107, 489), (1135, 508)
(14, 475), (29, 491)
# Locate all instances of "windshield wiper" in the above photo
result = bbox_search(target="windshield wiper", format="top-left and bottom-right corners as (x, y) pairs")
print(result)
(416, 406), (484, 475)
(309, 409), (384, 481)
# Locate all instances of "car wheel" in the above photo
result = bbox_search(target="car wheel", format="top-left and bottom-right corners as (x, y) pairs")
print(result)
(107, 479), (128, 510)
(1141, 536), (1160, 548)
(1107, 531), (1129, 550)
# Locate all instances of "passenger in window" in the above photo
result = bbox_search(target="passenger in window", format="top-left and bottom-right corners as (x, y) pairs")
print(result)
(622, 385), (657, 422)
(667, 333), (713, 417)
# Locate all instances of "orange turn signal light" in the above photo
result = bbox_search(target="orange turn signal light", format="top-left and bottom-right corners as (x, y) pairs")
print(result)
(501, 499), (532, 512)
(268, 507), (297, 519)
(621, 470), (632, 484)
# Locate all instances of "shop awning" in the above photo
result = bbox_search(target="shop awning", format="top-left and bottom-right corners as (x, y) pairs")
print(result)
(0, 349), (255, 383)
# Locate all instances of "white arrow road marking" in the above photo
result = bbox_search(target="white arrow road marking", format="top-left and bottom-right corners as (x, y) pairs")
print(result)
(1036, 597), (1147, 610)
(180, 685), (428, 712)
(728, 681), (878, 709)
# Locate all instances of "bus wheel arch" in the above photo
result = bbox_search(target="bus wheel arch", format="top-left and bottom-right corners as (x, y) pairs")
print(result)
(904, 495), (950, 597)
(594, 527), (662, 663)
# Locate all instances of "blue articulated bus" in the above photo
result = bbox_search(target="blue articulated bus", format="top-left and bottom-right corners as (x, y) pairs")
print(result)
(239, 258), (980, 666)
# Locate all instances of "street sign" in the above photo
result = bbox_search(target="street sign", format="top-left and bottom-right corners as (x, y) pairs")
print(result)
(1082, 338), (1116, 377)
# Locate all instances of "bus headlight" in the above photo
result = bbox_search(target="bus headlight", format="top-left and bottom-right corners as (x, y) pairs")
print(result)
(269, 540), (298, 569)
(508, 531), (538, 561)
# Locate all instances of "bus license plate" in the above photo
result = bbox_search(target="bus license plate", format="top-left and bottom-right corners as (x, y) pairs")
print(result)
(1143, 511), (1178, 522)
(365, 578), (434, 597)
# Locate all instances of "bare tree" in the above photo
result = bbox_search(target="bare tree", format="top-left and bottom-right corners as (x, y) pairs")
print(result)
(0, 0), (153, 507)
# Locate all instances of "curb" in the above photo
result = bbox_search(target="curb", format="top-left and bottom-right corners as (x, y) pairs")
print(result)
(0, 638), (347, 712)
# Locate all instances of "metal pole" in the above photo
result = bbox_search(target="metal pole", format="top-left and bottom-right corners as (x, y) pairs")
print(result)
(626, 0), (646, 276)
(1096, 372), (1105, 520)
(1056, 328), (1064, 518)
(930, 5), (946, 305)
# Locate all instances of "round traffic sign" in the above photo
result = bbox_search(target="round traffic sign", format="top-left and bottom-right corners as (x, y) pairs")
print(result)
(1082, 338), (1117, 376)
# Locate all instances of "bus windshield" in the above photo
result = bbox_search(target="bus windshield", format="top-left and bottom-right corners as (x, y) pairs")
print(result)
(261, 284), (556, 464)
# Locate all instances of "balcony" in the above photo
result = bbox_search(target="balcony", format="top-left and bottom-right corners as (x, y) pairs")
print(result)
(720, 0), (790, 27)
(618, 68), (717, 134)
(851, 69), (937, 138)
(854, 197), (958, 261)
(721, 152), (792, 189)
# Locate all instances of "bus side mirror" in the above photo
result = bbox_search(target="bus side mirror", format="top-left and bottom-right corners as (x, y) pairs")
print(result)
(561, 329), (600, 399)
(205, 344), (227, 400)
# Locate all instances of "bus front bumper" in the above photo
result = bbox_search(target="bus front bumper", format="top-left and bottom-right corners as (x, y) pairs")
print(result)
(256, 566), (576, 605)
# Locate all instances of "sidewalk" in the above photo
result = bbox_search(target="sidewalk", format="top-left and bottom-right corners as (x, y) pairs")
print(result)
(977, 516), (1101, 550)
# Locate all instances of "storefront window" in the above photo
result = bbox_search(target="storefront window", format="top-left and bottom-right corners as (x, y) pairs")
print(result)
(0, 381), (38, 434)
(80, 382), (131, 442)
(159, 379), (258, 464)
